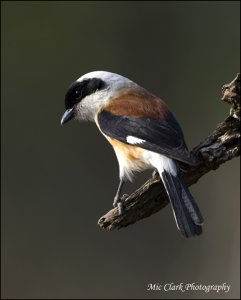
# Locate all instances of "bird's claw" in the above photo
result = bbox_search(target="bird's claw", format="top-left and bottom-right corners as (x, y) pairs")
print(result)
(152, 168), (159, 178)
(113, 194), (129, 215)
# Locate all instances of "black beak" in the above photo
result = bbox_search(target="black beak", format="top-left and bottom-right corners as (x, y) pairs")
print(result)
(61, 108), (75, 125)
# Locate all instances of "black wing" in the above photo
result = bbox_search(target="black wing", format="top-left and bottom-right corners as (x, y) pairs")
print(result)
(98, 110), (196, 165)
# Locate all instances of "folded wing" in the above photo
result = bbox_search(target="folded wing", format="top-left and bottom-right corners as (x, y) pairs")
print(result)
(97, 98), (196, 166)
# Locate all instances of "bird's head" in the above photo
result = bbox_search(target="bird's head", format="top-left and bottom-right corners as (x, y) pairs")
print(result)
(61, 71), (136, 124)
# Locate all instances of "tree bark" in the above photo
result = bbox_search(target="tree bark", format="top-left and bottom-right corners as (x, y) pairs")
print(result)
(98, 74), (240, 230)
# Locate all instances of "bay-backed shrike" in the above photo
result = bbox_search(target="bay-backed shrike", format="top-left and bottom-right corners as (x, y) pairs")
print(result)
(61, 71), (204, 237)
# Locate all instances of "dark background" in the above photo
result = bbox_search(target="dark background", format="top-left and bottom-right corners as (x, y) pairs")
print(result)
(1, 1), (240, 299)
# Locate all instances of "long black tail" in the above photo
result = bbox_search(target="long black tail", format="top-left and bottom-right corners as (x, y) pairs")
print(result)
(161, 168), (204, 237)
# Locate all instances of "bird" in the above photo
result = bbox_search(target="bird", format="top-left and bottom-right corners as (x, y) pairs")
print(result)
(61, 71), (204, 237)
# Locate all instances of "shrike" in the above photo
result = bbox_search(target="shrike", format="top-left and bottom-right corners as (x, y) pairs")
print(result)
(61, 71), (204, 237)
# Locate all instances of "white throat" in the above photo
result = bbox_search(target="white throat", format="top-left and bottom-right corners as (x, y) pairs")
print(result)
(75, 88), (110, 121)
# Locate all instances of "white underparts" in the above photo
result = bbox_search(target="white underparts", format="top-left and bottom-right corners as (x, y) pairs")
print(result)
(126, 136), (146, 145)
(145, 151), (178, 176)
(116, 150), (148, 182)
(116, 147), (177, 182)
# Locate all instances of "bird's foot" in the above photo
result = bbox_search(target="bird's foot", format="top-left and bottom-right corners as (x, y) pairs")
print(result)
(152, 168), (159, 178)
(113, 194), (129, 215)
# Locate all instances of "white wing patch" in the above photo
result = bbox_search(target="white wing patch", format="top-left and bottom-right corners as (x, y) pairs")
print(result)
(126, 136), (146, 145)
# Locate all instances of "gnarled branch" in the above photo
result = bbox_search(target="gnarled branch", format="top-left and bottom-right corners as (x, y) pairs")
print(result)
(98, 74), (240, 230)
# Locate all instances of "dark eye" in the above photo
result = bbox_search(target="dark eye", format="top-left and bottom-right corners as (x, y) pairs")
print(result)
(75, 90), (80, 98)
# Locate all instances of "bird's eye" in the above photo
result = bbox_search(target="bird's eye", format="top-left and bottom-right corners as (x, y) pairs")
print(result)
(75, 90), (80, 98)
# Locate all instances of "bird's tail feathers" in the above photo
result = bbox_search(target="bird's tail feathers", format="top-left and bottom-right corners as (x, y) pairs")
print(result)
(154, 155), (204, 237)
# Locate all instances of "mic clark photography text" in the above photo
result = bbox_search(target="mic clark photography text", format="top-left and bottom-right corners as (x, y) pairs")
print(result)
(147, 282), (231, 293)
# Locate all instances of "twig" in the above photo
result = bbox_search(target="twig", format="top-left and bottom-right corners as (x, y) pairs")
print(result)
(98, 74), (240, 230)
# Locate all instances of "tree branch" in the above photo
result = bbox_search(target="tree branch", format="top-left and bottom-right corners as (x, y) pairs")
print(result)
(98, 74), (240, 230)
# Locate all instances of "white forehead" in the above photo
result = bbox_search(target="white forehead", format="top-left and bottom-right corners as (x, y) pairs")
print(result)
(76, 71), (136, 88)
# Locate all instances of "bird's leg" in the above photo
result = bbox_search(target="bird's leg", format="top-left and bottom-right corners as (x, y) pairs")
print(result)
(113, 179), (128, 215)
(113, 179), (124, 207)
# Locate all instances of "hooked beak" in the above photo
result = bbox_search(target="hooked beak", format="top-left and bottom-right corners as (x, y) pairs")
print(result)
(61, 108), (75, 125)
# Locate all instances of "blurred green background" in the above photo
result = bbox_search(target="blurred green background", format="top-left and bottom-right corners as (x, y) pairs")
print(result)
(1, 1), (240, 299)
